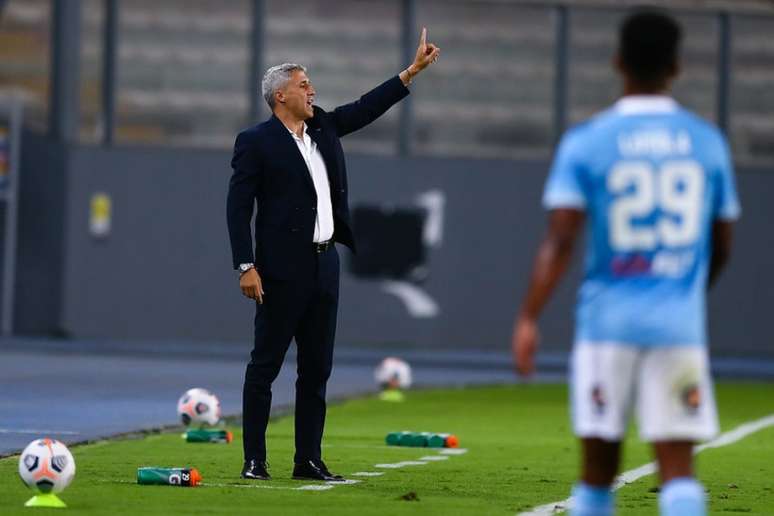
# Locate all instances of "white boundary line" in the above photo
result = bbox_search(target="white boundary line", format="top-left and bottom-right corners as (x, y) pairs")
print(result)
(202, 482), (334, 491)
(202, 446), (467, 492)
(0, 428), (81, 435)
(440, 448), (468, 455)
(99, 446), (466, 493)
(518, 414), (774, 516)
(375, 460), (428, 468)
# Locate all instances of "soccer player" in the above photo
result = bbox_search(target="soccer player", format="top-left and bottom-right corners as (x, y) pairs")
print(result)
(512, 9), (740, 516)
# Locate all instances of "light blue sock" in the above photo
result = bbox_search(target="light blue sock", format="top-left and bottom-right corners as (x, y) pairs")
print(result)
(570, 482), (614, 516)
(659, 477), (706, 516)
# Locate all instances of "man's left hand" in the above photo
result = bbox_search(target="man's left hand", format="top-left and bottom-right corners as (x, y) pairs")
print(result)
(400, 27), (440, 85)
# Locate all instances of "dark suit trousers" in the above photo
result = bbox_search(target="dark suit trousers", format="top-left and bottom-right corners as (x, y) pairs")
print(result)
(242, 246), (340, 464)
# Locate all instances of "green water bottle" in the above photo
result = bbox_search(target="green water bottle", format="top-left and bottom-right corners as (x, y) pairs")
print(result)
(410, 432), (432, 447)
(183, 429), (233, 443)
(428, 433), (459, 448)
(395, 431), (430, 447)
(397, 432), (415, 447)
(386, 431), (411, 446)
(137, 467), (201, 486)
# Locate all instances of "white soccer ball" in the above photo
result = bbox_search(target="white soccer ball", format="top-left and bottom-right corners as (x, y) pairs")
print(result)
(374, 357), (412, 390)
(18, 438), (76, 494)
(177, 388), (221, 426)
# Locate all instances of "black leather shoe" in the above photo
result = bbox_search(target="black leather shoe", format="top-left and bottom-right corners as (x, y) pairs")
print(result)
(315, 459), (344, 480)
(292, 460), (345, 482)
(241, 459), (270, 480)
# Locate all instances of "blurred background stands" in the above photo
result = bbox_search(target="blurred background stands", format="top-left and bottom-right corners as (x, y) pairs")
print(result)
(0, 0), (773, 162)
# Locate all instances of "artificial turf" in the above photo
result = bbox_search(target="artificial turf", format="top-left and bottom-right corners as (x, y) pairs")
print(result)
(1, 383), (772, 515)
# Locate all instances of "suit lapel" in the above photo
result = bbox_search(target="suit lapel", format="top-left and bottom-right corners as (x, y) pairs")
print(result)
(268, 115), (316, 195)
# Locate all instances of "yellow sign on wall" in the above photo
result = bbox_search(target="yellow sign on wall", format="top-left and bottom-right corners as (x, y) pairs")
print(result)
(90, 193), (112, 238)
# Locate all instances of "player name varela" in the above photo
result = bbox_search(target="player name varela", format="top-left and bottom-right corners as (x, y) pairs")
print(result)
(618, 130), (692, 157)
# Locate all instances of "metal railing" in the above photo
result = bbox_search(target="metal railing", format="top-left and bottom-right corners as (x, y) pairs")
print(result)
(42, 0), (773, 160)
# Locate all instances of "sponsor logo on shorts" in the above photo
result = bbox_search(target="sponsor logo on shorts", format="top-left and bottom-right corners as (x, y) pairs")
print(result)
(591, 384), (606, 415)
(681, 384), (701, 415)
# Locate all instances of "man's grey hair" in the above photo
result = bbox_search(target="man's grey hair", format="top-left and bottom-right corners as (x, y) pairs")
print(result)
(261, 63), (307, 109)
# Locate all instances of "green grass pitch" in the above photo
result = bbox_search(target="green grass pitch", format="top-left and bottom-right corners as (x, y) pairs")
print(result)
(1, 383), (772, 515)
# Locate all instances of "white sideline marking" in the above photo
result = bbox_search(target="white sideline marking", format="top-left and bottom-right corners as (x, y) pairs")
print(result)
(375, 460), (428, 468)
(0, 428), (80, 435)
(203, 479), (359, 490)
(108, 444), (465, 494)
(517, 413), (774, 516)
(694, 414), (774, 452)
(612, 462), (656, 490)
(200, 444), (466, 493)
(439, 448), (468, 455)
(201, 482), (331, 491)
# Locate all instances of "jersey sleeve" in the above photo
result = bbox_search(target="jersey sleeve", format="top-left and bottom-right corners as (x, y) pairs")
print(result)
(712, 135), (741, 221)
(542, 130), (587, 210)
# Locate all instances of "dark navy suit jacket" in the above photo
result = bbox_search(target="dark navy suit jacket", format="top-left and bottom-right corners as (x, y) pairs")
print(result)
(227, 75), (410, 279)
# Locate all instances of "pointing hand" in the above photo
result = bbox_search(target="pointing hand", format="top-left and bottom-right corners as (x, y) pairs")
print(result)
(411, 27), (440, 73)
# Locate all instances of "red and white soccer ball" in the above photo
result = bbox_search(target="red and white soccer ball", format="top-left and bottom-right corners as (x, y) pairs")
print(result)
(18, 438), (76, 494)
(177, 388), (221, 426)
(374, 357), (413, 390)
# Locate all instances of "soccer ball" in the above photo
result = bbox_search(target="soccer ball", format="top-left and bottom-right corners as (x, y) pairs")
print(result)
(177, 388), (221, 426)
(374, 357), (412, 390)
(18, 438), (75, 494)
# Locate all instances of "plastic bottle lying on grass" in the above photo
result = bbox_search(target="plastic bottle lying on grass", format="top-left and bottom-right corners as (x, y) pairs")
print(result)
(385, 431), (459, 448)
(137, 467), (201, 486)
(427, 433), (459, 448)
(182, 429), (233, 443)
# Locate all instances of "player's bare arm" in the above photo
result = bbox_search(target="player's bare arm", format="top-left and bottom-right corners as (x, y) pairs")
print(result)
(708, 220), (734, 288)
(512, 209), (585, 376)
(399, 27), (440, 86)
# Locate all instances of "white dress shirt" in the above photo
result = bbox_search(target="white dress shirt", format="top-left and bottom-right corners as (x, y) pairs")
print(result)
(287, 123), (334, 243)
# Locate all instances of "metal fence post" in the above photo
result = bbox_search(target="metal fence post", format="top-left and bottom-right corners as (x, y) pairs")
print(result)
(248, 0), (266, 125)
(717, 12), (731, 134)
(50, 0), (82, 142)
(1, 98), (23, 336)
(102, 0), (118, 145)
(553, 4), (569, 145)
(398, 0), (415, 156)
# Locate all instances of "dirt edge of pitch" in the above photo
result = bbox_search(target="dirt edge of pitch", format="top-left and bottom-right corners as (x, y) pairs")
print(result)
(0, 387), (432, 459)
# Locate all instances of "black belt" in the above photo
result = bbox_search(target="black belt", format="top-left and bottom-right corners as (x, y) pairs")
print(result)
(313, 240), (333, 254)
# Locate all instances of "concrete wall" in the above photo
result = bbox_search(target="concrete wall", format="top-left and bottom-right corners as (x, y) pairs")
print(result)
(13, 135), (774, 356)
(13, 132), (68, 335)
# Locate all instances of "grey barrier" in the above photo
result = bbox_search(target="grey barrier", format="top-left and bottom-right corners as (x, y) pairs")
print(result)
(10, 133), (774, 358)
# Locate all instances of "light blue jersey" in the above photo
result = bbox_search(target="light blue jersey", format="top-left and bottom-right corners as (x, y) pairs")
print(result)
(543, 96), (741, 347)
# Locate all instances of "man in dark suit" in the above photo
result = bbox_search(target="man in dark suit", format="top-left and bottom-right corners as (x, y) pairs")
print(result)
(227, 29), (440, 481)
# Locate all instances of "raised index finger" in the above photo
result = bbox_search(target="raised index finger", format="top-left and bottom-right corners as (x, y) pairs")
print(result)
(419, 27), (427, 46)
